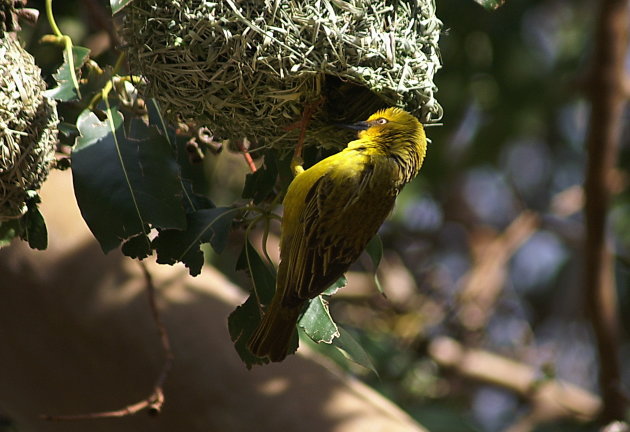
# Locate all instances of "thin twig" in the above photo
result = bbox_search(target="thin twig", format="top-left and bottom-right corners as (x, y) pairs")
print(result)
(238, 138), (257, 173)
(42, 261), (174, 421)
(583, 0), (629, 422)
(291, 97), (324, 162)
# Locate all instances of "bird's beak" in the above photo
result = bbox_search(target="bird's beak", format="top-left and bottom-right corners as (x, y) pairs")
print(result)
(337, 121), (370, 131)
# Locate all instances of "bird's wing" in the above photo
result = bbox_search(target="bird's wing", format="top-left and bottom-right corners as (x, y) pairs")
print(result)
(278, 164), (394, 303)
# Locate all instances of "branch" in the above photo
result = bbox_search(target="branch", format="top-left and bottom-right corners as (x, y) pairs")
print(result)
(429, 337), (601, 425)
(457, 211), (539, 331)
(42, 261), (174, 421)
(583, 0), (629, 421)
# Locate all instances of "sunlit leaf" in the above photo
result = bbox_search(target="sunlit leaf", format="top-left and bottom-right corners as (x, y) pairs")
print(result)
(229, 241), (279, 368)
(72, 105), (185, 253)
(152, 207), (236, 276)
(333, 326), (378, 375)
(110, 0), (134, 15)
(44, 45), (90, 101)
(323, 276), (347, 296)
(299, 296), (340, 344)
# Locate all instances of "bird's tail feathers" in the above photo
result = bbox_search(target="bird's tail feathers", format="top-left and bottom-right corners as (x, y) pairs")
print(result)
(248, 295), (303, 362)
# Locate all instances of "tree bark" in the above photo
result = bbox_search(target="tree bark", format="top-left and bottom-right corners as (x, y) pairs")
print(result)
(583, 0), (628, 422)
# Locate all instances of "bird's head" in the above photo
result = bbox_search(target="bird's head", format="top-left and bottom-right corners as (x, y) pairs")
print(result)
(343, 107), (425, 150)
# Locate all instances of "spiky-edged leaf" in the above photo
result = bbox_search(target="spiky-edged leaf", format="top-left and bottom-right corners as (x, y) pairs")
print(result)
(44, 45), (90, 101)
(152, 207), (236, 276)
(299, 296), (340, 344)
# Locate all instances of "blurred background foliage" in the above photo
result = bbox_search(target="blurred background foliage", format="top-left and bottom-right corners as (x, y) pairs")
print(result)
(15, 0), (630, 430)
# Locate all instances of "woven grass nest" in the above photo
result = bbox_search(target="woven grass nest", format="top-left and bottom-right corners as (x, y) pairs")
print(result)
(122, 0), (442, 153)
(0, 34), (58, 221)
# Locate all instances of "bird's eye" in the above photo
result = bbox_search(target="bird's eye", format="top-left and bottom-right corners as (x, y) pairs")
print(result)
(375, 118), (388, 125)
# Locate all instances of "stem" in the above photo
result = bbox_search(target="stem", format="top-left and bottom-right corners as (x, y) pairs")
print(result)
(238, 138), (257, 173)
(245, 215), (267, 309)
(63, 36), (81, 96)
(261, 216), (274, 267)
(583, 0), (628, 422)
(113, 52), (126, 74)
(45, 0), (81, 98)
(45, 0), (62, 37)
(88, 78), (112, 110)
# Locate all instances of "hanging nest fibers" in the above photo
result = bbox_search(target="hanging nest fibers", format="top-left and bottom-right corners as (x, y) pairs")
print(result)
(0, 34), (58, 221)
(122, 0), (442, 153)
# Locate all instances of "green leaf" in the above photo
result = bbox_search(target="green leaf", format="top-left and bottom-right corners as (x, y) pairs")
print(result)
(229, 241), (278, 368)
(22, 205), (47, 250)
(143, 99), (212, 215)
(242, 149), (278, 204)
(180, 179), (215, 213)
(72, 105), (186, 253)
(146, 99), (173, 142)
(44, 45), (90, 101)
(228, 296), (270, 368)
(110, 0), (134, 15)
(121, 233), (152, 259)
(333, 326), (378, 375)
(366, 235), (383, 267)
(235, 240), (276, 305)
(299, 278), (348, 344)
(58, 122), (79, 139)
(299, 296), (340, 344)
(365, 234), (385, 295)
(473, 0), (506, 10)
(323, 276), (347, 296)
(145, 98), (214, 216)
(0, 196), (48, 250)
(152, 207), (236, 276)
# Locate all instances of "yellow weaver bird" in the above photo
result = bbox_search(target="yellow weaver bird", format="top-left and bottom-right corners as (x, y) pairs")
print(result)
(248, 107), (427, 362)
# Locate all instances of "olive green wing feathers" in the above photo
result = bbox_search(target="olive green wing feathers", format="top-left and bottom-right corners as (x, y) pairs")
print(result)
(278, 167), (395, 304)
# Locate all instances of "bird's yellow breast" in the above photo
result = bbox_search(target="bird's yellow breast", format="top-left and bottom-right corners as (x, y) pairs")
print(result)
(282, 146), (398, 233)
